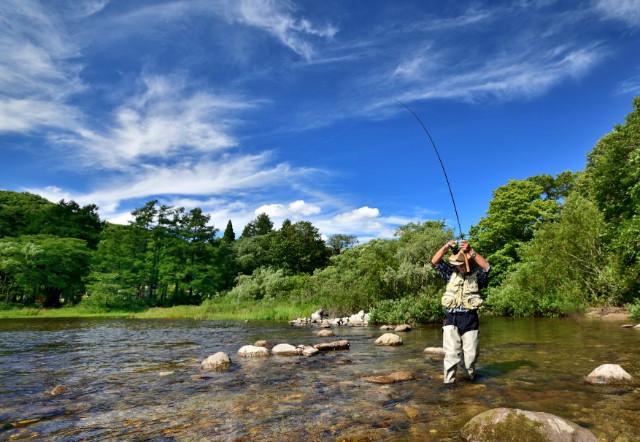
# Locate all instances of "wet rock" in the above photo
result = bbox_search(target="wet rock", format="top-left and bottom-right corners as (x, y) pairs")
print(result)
(254, 340), (273, 348)
(461, 407), (598, 442)
(289, 317), (310, 326)
(423, 347), (445, 356)
(634, 324), (640, 329)
(620, 324), (635, 328)
(331, 317), (347, 326)
(237, 345), (270, 357)
(348, 310), (367, 326)
(314, 340), (350, 351)
(271, 343), (301, 356)
(45, 385), (68, 396)
(317, 329), (335, 337)
(585, 364), (633, 384)
(394, 324), (412, 332)
(380, 325), (395, 330)
(298, 345), (319, 356)
(320, 321), (331, 328)
(311, 309), (327, 323)
(201, 352), (231, 371)
(362, 371), (415, 384)
(375, 333), (403, 346)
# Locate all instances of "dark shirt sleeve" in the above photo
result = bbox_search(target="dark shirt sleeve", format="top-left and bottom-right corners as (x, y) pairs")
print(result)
(433, 261), (454, 282)
(476, 266), (491, 289)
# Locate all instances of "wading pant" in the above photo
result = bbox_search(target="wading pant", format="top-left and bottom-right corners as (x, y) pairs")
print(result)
(443, 325), (479, 384)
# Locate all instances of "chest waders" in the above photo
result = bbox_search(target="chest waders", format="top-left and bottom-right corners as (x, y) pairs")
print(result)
(442, 270), (482, 384)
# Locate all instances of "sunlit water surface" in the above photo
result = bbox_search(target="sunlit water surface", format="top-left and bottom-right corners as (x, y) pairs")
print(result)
(1, 317), (639, 441)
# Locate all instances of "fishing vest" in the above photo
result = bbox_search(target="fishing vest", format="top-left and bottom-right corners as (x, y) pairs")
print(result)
(441, 269), (484, 310)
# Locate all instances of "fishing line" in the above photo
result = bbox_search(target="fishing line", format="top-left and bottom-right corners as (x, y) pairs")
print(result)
(395, 99), (464, 238)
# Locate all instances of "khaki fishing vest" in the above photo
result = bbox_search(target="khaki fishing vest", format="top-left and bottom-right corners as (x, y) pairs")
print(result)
(441, 269), (484, 310)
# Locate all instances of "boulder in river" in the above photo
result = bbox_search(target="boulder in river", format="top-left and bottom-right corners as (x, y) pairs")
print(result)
(237, 345), (270, 358)
(375, 333), (403, 346)
(271, 343), (301, 356)
(298, 345), (319, 356)
(316, 329), (335, 337)
(201, 352), (231, 371)
(585, 364), (633, 385)
(460, 407), (598, 442)
(314, 340), (350, 351)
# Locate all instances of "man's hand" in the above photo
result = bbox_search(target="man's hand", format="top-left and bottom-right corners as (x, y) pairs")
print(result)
(460, 240), (470, 253)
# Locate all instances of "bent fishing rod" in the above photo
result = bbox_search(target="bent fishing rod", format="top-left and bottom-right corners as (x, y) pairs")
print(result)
(395, 99), (465, 240)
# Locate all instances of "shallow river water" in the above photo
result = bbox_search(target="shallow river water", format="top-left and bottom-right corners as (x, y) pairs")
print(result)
(1, 316), (639, 441)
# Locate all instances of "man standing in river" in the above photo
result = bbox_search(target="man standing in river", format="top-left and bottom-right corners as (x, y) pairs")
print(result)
(431, 239), (491, 384)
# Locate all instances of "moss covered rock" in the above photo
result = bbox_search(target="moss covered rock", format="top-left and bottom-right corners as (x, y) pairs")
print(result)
(461, 408), (598, 442)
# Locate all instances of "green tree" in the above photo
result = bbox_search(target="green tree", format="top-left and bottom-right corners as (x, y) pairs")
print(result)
(469, 174), (572, 284)
(0, 235), (92, 306)
(241, 213), (274, 237)
(223, 220), (235, 243)
(578, 97), (640, 300)
(487, 194), (615, 317)
(327, 234), (359, 255)
(266, 220), (330, 274)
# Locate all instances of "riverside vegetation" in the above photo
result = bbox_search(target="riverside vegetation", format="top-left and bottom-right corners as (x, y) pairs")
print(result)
(2, 97), (640, 323)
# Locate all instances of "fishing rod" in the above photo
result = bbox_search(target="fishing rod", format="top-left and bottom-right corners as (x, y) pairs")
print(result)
(395, 99), (465, 239)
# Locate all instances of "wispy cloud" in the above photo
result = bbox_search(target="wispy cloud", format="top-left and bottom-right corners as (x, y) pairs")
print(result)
(73, 75), (255, 169)
(616, 73), (640, 95)
(594, 0), (640, 27)
(0, 0), (83, 133)
(26, 153), (309, 215)
(235, 0), (337, 59)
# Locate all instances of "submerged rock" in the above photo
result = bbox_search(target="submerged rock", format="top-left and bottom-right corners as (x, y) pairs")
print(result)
(394, 324), (412, 332)
(317, 329), (335, 337)
(461, 407), (598, 442)
(361, 371), (415, 384)
(585, 364), (633, 384)
(254, 340), (273, 348)
(201, 352), (231, 371)
(375, 333), (403, 346)
(45, 385), (69, 396)
(237, 345), (270, 358)
(423, 347), (445, 356)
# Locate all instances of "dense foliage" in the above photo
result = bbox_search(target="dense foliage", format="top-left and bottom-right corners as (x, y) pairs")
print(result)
(1, 96), (638, 320)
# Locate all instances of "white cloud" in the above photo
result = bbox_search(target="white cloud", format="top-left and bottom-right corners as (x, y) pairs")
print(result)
(616, 74), (640, 95)
(71, 75), (255, 168)
(254, 200), (321, 218)
(333, 206), (380, 225)
(0, 0), (83, 133)
(594, 0), (640, 27)
(236, 0), (337, 59)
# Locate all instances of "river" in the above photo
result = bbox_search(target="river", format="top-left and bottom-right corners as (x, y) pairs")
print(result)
(1, 316), (638, 441)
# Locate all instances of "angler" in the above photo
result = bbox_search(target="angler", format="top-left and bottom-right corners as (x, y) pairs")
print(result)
(431, 239), (491, 384)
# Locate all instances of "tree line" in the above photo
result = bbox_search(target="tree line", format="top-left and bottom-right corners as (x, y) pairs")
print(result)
(1, 96), (638, 320)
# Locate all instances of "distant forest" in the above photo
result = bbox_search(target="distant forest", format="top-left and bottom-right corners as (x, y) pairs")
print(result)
(1, 97), (638, 322)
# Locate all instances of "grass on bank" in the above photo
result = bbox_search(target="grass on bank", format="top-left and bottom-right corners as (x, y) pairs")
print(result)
(0, 298), (320, 321)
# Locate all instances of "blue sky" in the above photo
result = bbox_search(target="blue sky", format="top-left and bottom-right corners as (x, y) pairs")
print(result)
(2, 0), (639, 242)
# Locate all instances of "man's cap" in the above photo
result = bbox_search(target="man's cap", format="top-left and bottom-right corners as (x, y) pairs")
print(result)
(448, 251), (466, 266)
